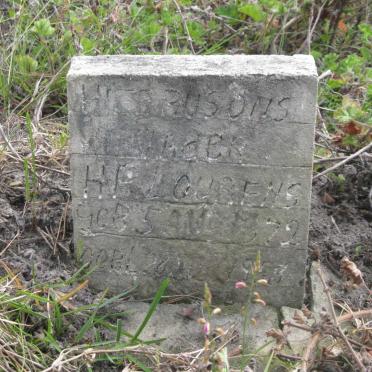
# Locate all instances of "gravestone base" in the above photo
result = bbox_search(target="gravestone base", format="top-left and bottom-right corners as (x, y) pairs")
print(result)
(111, 302), (278, 355)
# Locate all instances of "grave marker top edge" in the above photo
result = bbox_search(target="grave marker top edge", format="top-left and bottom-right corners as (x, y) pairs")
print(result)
(67, 54), (317, 79)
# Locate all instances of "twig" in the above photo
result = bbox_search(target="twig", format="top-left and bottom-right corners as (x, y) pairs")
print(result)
(0, 231), (20, 257)
(313, 156), (347, 164)
(35, 163), (70, 176)
(338, 309), (372, 323)
(271, 15), (301, 53)
(276, 352), (303, 361)
(318, 69), (332, 81)
(163, 27), (169, 54)
(297, 0), (327, 54)
(313, 141), (372, 180)
(36, 226), (55, 253)
(12, 61), (70, 116)
(33, 93), (48, 128)
(301, 331), (320, 372)
(317, 266), (366, 371)
(52, 202), (69, 255)
(61, 199), (69, 240)
(43, 345), (204, 372)
(282, 320), (313, 333)
(45, 226), (69, 254)
(330, 216), (341, 234)
(188, 5), (237, 32)
(0, 123), (23, 161)
(4, 152), (70, 175)
(173, 0), (195, 54)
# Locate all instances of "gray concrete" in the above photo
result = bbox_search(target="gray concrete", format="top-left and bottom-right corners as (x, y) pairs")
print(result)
(68, 55), (317, 308)
(112, 302), (278, 354)
(281, 306), (314, 355)
(310, 261), (338, 319)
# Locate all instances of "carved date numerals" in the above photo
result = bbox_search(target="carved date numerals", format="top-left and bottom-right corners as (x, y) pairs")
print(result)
(76, 201), (301, 246)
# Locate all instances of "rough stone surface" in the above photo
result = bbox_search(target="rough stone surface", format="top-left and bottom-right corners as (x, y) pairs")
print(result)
(310, 261), (338, 318)
(68, 55), (317, 308)
(112, 302), (278, 354)
(281, 306), (314, 355)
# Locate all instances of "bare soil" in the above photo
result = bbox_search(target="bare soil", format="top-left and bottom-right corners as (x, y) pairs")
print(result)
(309, 161), (372, 309)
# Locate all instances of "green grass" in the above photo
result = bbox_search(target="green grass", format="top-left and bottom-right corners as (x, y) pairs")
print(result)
(0, 267), (169, 371)
(1, 1), (371, 148)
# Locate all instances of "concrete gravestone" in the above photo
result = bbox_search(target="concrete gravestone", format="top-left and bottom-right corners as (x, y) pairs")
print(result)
(68, 55), (317, 308)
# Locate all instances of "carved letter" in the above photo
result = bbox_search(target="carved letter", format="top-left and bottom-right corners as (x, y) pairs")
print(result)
(207, 134), (223, 159)
(174, 175), (191, 200)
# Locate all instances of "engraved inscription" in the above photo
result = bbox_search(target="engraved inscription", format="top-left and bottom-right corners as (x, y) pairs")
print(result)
(108, 85), (290, 122)
(68, 55), (317, 307)
(71, 156), (309, 209)
(74, 200), (304, 247)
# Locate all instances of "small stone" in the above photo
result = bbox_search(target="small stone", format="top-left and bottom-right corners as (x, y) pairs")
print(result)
(281, 306), (314, 355)
(113, 302), (278, 354)
(310, 261), (337, 319)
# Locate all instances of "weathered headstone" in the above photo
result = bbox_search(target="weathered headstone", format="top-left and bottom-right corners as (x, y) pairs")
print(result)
(68, 55), (317, 308)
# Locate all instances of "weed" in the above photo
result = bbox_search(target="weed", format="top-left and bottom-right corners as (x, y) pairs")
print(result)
(0, 265), (169, 371)
(24, 113), (37, 197)
(234, 251), (269, 370)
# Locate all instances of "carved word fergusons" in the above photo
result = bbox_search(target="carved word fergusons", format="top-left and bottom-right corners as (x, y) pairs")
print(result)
(68, 55), (317, 307)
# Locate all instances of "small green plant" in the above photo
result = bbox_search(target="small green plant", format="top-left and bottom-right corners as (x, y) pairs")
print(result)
(329, 173), (346, 192)
(354, 245), (363, 256)
(75, 239), (85, 264)
(23, 157), (31, 202)
(50, 126), (69, 149)
(197, 283), (229, 370)
(0, 265), (169, 371)
(24, 113), (38, 200)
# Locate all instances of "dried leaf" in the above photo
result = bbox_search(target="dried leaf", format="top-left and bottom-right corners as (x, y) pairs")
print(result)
(253, 298), (266, 306)
(337, 19), (348, 33)
(212, 307), (222, 315)
(215, 327), (226, 336)
(340, 257), (364, 285)
(266, 328), (287, 347)
(321, 192), (335, 205)
(293, 310), (307, 324)
(332, 133), (344, 145)
(179, 306), (196, 319)
(343, 121), (361, 135)
(56, 279), (89, 304)
(257, 278), (268, 286)
(251, 318), (257, 326)
(0, 260), (23, 289)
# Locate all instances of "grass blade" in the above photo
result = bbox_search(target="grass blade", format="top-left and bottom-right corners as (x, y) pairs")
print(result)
(131, 278), (169, 344)
(116, 319), (122, 342)
(126, 354), (151, 372)
(263, 350), (275, 372)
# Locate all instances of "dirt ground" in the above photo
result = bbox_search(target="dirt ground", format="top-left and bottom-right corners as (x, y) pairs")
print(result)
(309, 160), (372, 309)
